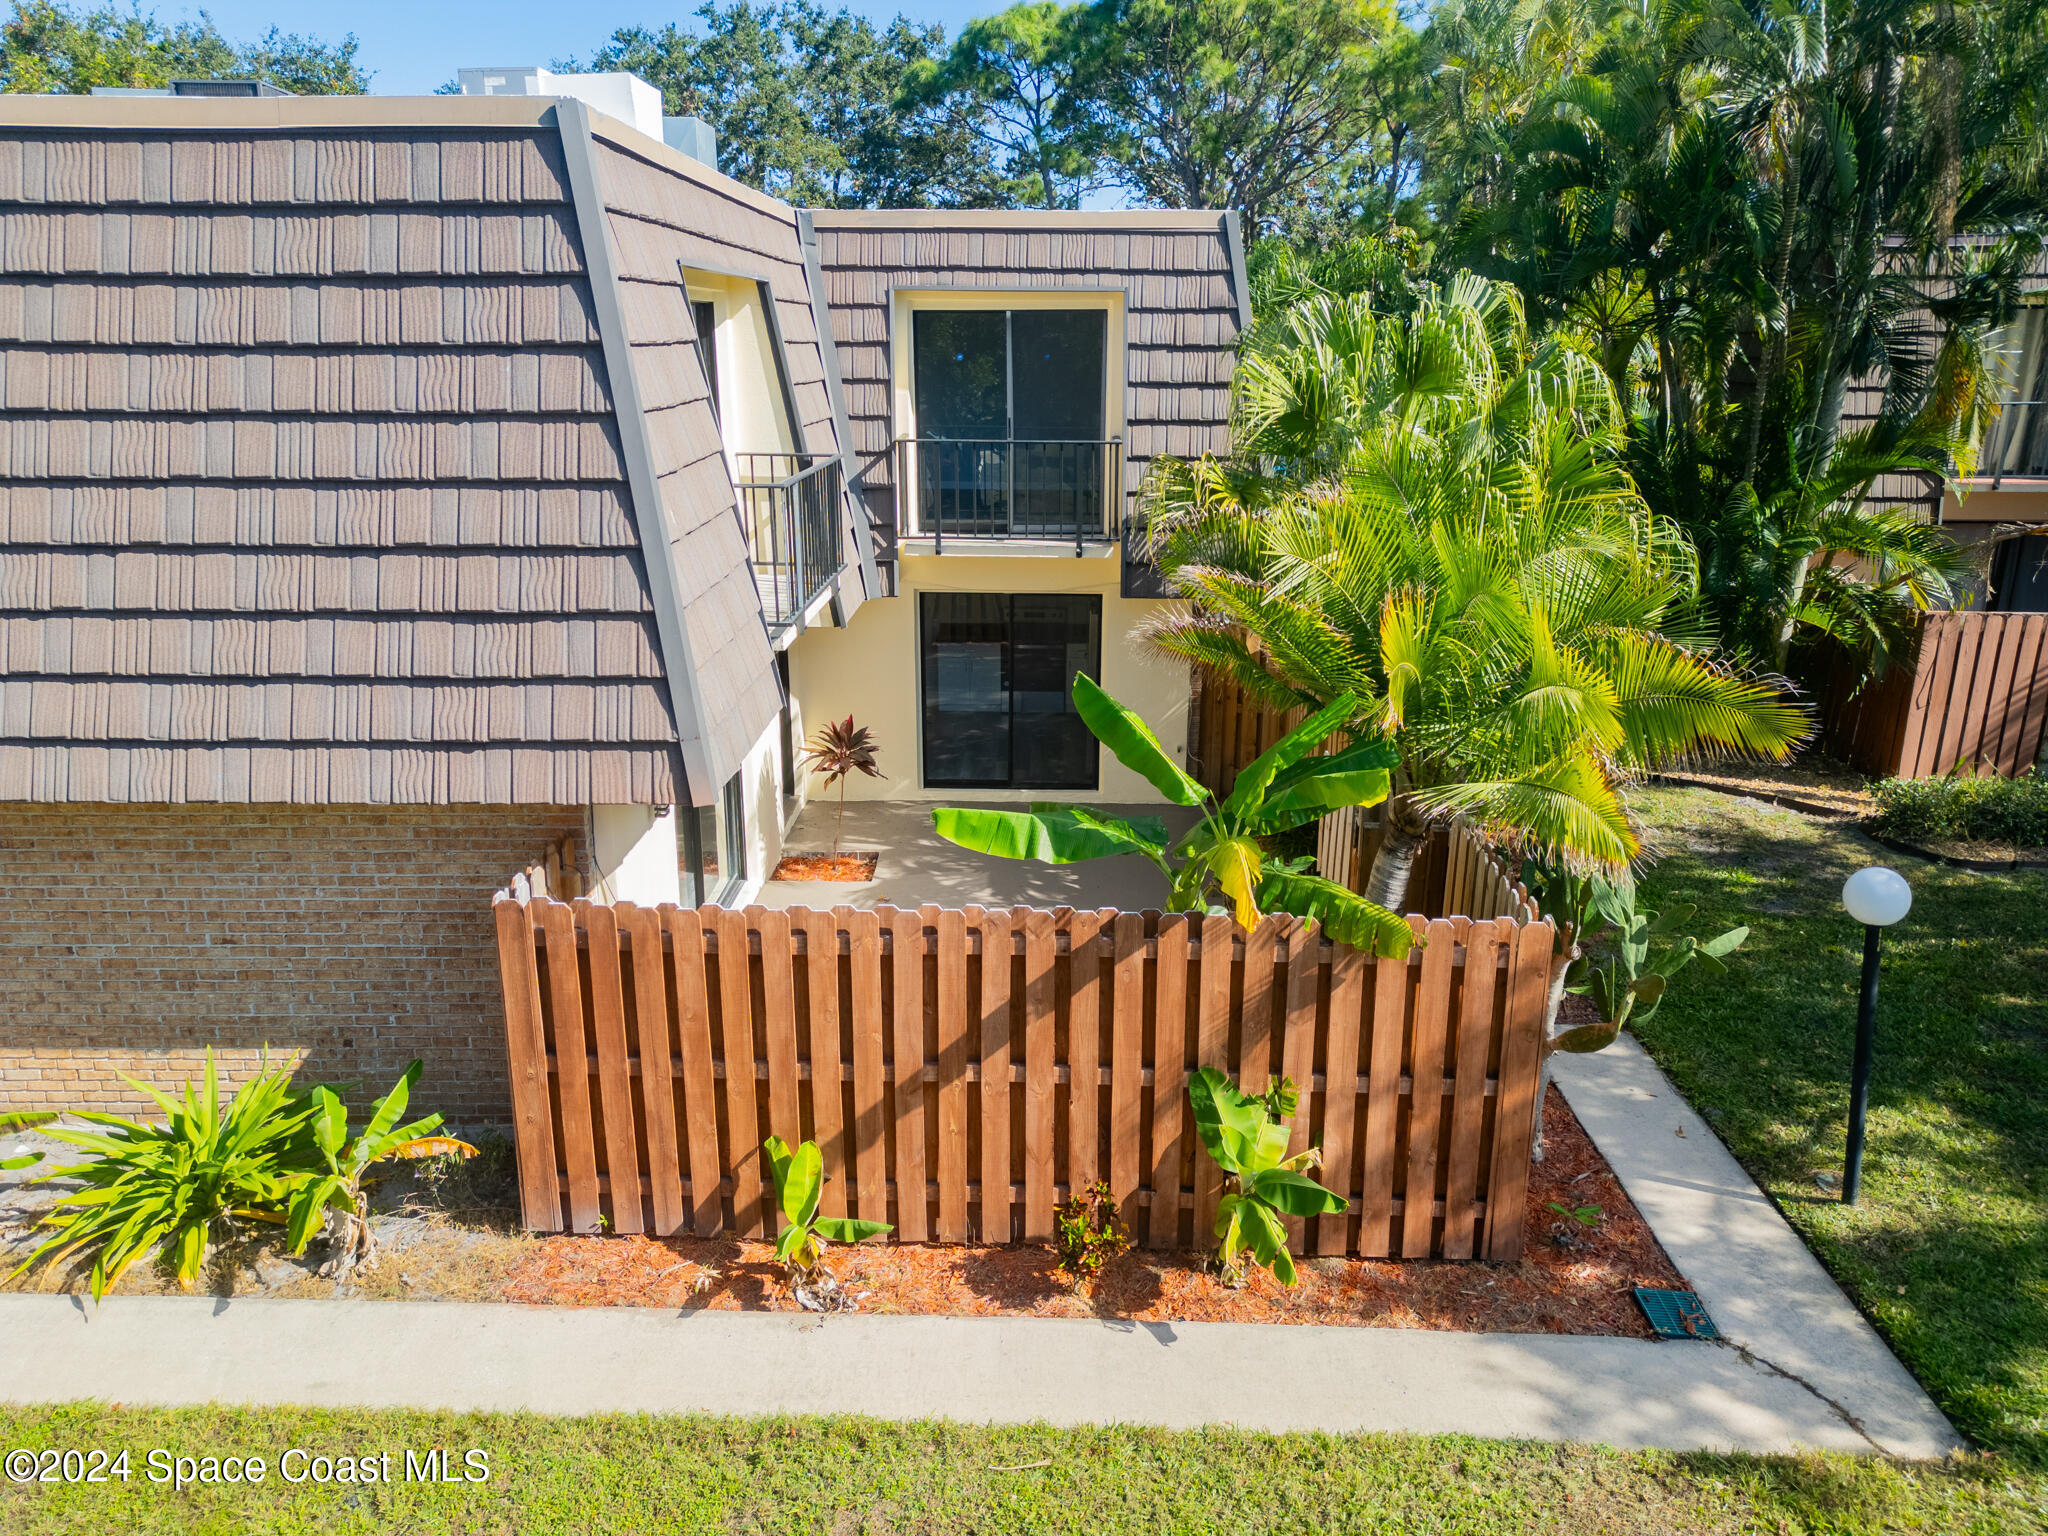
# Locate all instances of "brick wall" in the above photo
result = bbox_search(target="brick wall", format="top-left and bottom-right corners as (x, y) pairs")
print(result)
(0, 804), (587, 1127)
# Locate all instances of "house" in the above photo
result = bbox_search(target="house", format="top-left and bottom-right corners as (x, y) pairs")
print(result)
(0, 75), (1243, 1122)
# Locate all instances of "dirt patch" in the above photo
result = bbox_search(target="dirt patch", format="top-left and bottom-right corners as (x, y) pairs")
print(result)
(1652, 757), (1873, 819)
(498, 1091), (1683, 1336)
(5, 1095), (1683, 1336)
(771, 852), (879, 882)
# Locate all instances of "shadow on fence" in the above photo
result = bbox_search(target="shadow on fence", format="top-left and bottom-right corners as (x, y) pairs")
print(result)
(493, 900), (1552, 1263)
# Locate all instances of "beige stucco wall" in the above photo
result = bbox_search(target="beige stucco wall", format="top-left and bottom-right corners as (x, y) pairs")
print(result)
(787, 552), (1189, 803)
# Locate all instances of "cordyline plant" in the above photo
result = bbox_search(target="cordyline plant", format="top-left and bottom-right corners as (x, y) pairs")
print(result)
(1189, 1068), (1344, 1286)
(286, 1060), (476, 1282)
(934, 674), (1413, 958)
(763, 1134), (889, 1310)
(800, 715), (882, 857)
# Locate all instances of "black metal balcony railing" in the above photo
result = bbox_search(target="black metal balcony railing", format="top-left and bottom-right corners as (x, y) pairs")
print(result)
(894, 437), (1124, 554)
(1981, 400), (2048, 485)
(734, 452), (843, 630)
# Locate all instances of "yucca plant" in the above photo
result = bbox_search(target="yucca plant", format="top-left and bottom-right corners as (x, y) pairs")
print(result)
(1188, 1068), (1345, 1286)
(0, 1110), (54, 1171)
(933, 674), (1414, 957)
(285, 1061), (475, 1282)
(11, 1053), (311, 1301)
(799, 715), (883, 857)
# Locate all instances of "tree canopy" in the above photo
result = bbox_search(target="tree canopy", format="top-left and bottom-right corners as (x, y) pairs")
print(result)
(1, 1), (368, 94)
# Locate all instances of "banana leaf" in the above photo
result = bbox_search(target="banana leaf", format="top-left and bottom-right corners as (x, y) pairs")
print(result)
(1072, 674), (1206, 806)
(1220, 693), (1361, 819)
(933, 806), (1165, 863)
(1257, 870), (1414, 959)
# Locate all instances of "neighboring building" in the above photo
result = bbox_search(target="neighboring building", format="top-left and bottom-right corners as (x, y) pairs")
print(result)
(0, 79), (1243, 1119)
(1847, 245), (2048, 612)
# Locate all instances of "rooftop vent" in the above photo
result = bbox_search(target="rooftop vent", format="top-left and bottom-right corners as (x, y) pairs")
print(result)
(89, 79), (293, 98)
(662, 115), (719, 171)
(456, 66), (663, 141)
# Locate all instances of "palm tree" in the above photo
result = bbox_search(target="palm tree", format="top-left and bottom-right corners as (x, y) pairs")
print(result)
(1144, 277), (1809, 909)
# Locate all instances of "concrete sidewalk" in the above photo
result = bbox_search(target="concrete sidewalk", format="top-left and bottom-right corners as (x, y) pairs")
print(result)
(0, 1037), (1962, 1458)
(0, 1293), (1916, 1453)
(1551, 1035), (1962, 1459)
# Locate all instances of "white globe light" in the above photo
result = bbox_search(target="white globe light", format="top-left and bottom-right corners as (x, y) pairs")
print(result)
(1843, 866), (1912, 928)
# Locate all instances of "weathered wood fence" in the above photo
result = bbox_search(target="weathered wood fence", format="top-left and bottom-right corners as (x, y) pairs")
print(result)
(494, 901), (1552, 1262)
(1810, 610), (2048, 778)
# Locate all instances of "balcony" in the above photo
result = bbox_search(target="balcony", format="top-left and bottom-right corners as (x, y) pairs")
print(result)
(734, 452), (844, 634)
(894, 437), (1124, 554)
(1978, 400), (2048, 486)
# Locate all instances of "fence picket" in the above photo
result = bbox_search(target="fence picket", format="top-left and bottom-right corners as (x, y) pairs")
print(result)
(713, 906), (766, 1239)
(798, 907), (847, 1220)
(1067, 910), (1105, 1195)
(978, 907), (1014, 1244)
(1193, 913), (1234, 1244)
(886, 906), (929, 1241)
(936, 907), (971, 1243)
(1278, 920), (1321, 1254)
(664, 905), (725, 1236)
(845, 906), (889, 1224)
(1483, 919), (1554, 1261)
(1317, 940), (1368, 1255)
(1022, 908), (1058, 1241)
(578, 900), (645, 1235)
(1147, 915), (1192, 1250)
(541, 899), (601, 1234)
(1110, 912), (1147, 1234)
(1440, 918), (1501, 1259)
(1402, 917), (1458, 1257)
(1357, 929), (1407, 1259)
(493, 900), (560, 1231)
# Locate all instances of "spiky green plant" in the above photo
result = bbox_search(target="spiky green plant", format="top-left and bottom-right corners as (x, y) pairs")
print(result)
(11, 1053), (311, 1300)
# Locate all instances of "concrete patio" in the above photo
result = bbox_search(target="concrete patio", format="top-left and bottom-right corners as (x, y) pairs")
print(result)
(759, 799), (1203, 911)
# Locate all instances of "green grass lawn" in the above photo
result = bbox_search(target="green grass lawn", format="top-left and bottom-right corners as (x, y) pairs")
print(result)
(0, 1403), (2042, 1535)
(1626, 787), (2048, 1470)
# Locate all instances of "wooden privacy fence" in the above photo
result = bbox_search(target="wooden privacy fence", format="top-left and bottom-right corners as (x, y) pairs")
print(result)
(1811, 610), (2048, 778)
(494, 901), (1553, 1263)
(1316, 812), (1540, 924)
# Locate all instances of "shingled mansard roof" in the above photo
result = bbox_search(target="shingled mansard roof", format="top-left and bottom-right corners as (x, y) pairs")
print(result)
(0, 95), (1246, 807)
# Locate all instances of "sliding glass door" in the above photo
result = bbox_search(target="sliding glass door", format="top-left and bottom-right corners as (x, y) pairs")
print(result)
(911, 309), (1108, 538)
(919, 593), (1101, 788)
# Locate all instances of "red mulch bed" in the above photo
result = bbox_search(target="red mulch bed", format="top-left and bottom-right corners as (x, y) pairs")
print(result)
(771, 852), (879, 882)
(501, 1088), (1683, 1336)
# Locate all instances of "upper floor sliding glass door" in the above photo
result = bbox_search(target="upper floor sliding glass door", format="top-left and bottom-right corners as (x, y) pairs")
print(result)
(910, 309), (1110, 540)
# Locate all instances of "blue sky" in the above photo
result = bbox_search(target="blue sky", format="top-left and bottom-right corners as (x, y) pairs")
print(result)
(169, 1), (994, 96)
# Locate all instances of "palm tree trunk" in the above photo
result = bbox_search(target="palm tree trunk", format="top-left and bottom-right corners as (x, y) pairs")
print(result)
(1742, 139), (1802, 491)
(1361, 795), (1430, 911)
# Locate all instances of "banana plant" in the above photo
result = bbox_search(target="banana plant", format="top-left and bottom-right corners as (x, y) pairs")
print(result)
(1552, 882), (1750, 1054)
(763, 1134), (890, 1284)
(932, 675), (1413, 958)
(285, 1061), (475, 1281)
(1188, 1068), (1346, 1286)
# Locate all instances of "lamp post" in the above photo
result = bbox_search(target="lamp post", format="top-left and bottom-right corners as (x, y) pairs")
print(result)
(1839, 866), (1913, 1205)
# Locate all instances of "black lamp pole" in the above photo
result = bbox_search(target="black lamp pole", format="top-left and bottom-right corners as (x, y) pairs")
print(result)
(1842, 923), (1882, 1205)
